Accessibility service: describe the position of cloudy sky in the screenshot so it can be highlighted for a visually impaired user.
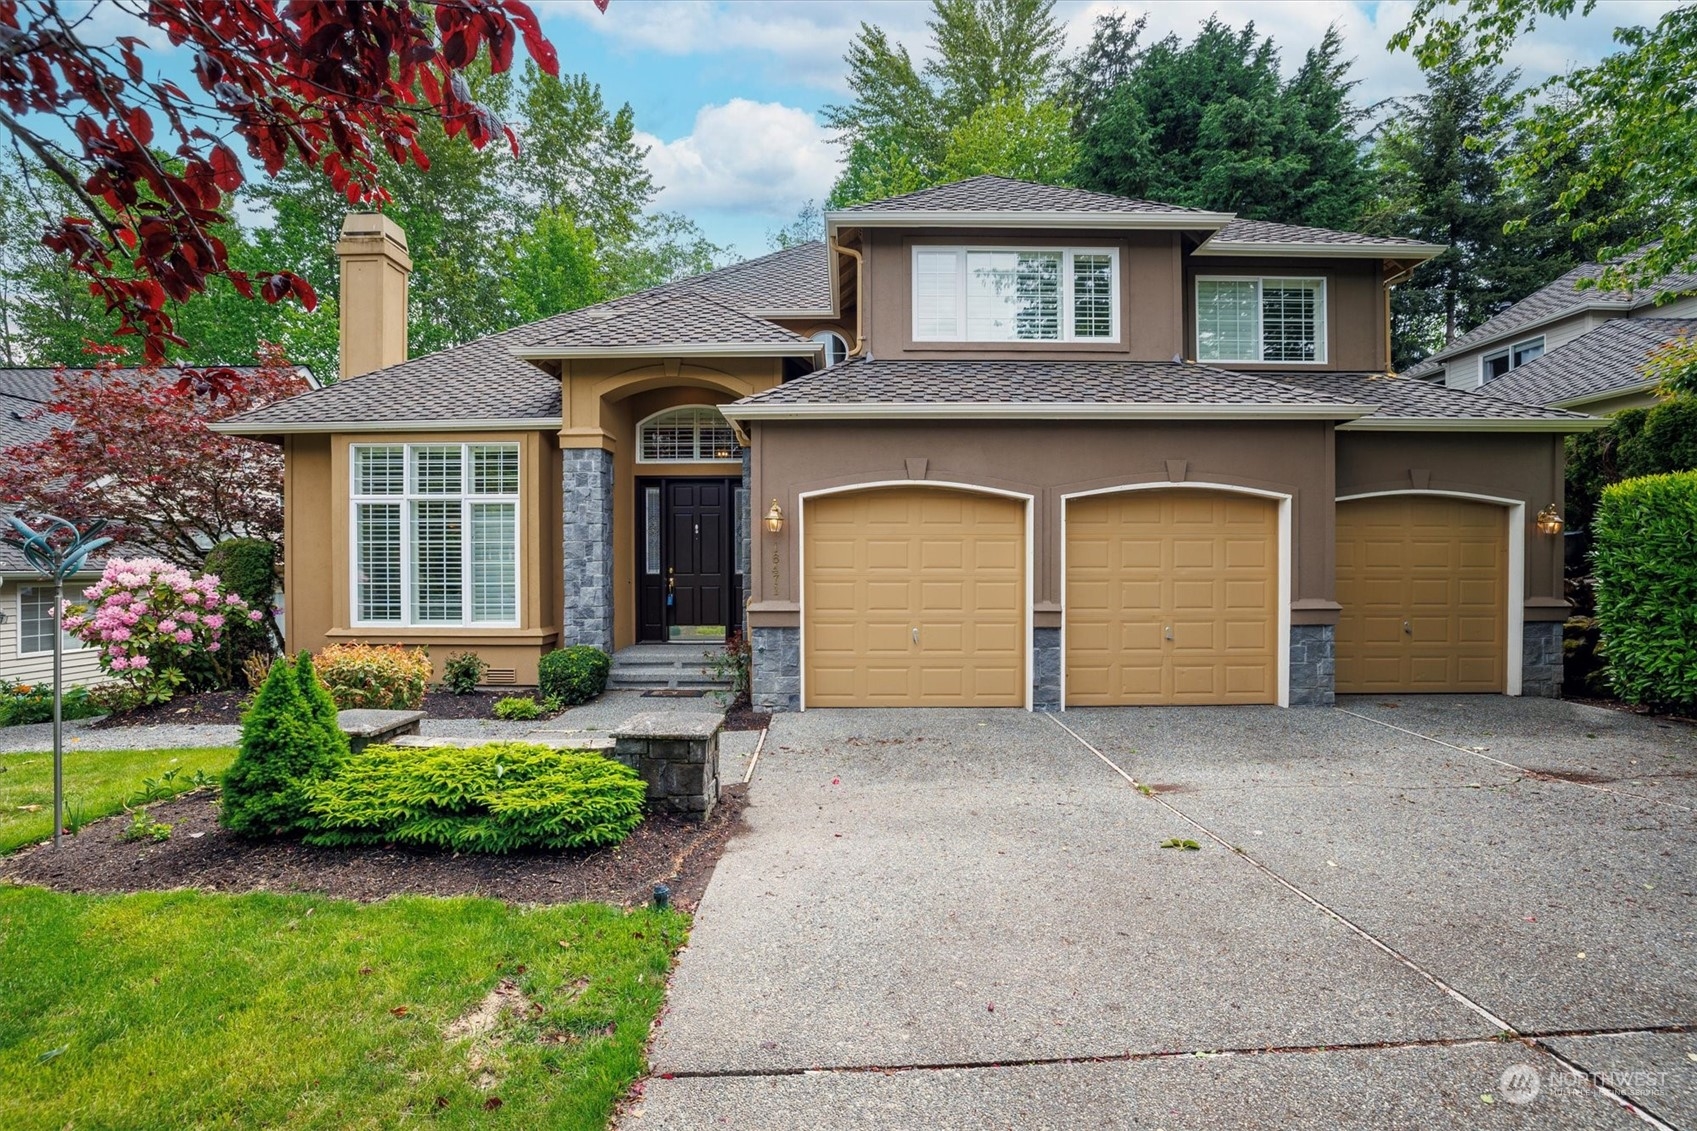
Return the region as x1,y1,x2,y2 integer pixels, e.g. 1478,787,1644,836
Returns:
531,0,1674,257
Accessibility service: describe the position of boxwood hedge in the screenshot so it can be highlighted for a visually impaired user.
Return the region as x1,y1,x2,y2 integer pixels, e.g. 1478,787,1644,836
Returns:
1592,471,1697,711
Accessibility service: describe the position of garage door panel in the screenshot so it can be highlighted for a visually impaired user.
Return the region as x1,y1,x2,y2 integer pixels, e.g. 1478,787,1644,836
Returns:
1067,490,1278,707
1336,496,1505,695
805,488,1025,707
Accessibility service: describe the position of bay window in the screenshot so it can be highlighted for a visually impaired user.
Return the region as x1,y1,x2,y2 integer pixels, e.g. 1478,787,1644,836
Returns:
1196,276,1327,363
912,246,1119,342
351,442,520,627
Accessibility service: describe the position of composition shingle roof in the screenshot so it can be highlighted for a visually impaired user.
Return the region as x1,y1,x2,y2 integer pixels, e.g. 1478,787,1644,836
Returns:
1404,254,1697,379
726,359,1592,428
516,288,814,351
1261,371,1592,423
1206,218,1441,252
1476,318,1697,408
730,358,1348,409
832,175,1219,216
222,242,831,430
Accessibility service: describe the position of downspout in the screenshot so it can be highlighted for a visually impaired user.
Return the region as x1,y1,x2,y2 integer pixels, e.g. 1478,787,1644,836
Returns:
829,235,866,359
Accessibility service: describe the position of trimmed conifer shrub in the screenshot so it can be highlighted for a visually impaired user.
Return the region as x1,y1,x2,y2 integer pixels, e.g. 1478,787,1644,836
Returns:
303,742,645,853
294,650,351,763
1593,471,1697,711
221,655,348,837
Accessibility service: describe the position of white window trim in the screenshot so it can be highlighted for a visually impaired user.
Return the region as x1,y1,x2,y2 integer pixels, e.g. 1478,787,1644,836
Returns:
16,584,87,656
910,245,1122,344
348,442,522,629
634,405,745,465
1479,335,1546,384
1195,275,1329,365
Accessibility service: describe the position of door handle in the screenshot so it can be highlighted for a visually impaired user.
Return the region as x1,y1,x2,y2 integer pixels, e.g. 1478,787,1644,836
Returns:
1164,625,1173,641
912,626,919,644
1403,619,1412,635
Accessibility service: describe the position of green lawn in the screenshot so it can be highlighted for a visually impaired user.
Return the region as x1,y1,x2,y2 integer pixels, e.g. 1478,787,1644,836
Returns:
0,746,236,853
0,888,688,1130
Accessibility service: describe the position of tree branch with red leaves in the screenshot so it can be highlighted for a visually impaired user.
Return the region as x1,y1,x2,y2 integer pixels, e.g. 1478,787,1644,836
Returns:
0,0,587,363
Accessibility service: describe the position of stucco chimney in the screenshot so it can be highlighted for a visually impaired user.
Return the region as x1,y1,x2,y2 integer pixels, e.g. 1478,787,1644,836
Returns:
335,212,411,379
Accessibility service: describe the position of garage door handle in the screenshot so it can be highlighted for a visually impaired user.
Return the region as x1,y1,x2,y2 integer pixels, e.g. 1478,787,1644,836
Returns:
1403,619,1412,635
912,627,919,644
1164,625,1172,641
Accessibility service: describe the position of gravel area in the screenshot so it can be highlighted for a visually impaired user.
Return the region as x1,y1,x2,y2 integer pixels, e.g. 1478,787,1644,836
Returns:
0,716,237,753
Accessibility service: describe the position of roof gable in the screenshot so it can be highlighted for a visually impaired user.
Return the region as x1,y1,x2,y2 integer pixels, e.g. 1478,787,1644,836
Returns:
1477,317,1697,408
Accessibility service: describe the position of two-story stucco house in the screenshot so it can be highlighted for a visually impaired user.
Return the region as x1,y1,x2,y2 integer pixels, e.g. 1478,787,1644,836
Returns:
1405,254,1697,415
218,177,1604,711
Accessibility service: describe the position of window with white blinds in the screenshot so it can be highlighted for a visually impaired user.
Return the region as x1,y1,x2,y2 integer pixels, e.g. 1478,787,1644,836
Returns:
351,442,521,627
17,585,83,655
1196,276,1327,363
912,246,1120,342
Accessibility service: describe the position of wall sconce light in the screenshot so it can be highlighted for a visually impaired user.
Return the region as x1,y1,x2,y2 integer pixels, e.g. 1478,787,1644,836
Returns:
764,499,785,534
1535,503,1564,535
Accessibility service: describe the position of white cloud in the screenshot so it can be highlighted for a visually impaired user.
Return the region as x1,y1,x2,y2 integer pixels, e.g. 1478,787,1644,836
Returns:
636,99,838,216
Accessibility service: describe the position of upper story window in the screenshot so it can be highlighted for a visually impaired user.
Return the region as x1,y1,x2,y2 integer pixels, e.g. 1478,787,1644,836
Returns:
1482,336,1544,381
912,246,1119,343
1196,276,1327,364
812,330,848,368
638,406,743,463
350,442,520,628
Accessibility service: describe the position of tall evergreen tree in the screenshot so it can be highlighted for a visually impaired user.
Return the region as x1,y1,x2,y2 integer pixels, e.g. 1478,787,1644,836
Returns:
1360,60,1534,368
1071,18,1371,229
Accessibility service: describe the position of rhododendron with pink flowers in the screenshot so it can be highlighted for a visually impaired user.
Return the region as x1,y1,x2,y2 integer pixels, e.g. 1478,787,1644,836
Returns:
64,558,263,705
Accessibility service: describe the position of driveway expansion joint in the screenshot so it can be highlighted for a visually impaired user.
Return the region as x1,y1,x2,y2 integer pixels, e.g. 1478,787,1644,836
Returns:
1042,710,1688,1131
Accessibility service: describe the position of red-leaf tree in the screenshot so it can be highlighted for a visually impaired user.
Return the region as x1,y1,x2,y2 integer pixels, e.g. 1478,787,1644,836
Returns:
0,0,585,365
0,343,309,577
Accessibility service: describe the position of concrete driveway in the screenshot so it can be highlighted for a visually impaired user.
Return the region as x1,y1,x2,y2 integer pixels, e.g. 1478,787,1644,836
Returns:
628,698,1696,1130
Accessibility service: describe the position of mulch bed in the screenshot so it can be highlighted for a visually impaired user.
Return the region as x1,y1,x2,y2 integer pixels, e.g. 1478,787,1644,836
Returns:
1,786,747,909
92,689,249,728
723,702,771,732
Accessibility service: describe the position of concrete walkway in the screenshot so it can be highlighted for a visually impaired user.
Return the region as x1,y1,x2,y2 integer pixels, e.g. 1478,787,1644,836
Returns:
630,698,1696,1130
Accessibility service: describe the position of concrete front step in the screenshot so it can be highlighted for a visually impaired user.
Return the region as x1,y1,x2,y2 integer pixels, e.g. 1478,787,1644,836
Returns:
609,645,732,691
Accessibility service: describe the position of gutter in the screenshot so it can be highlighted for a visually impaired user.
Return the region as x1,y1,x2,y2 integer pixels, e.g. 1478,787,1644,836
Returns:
1194,239,1446,260
1339,415,1610,433
826,209,1234,236
212,416,564,436
509,342,822,360
1551,380,1662,411
721,401,1373,423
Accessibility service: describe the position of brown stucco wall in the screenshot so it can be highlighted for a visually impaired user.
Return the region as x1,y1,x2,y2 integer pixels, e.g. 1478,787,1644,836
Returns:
746,419,1339,630
1182,255,1387,372
1334,430,1568,618
282,428,562,685
863,228,1185,361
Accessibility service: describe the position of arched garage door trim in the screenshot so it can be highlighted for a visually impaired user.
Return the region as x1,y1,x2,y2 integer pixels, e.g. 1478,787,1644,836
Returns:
798,481,1035,711
1335,490,1524,696
1060,482,1293,709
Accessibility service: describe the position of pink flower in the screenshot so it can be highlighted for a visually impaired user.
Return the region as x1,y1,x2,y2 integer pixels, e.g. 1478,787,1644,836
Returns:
182,591,200,605
203,614,225,630
130,655,149,669
108,627,131,643
179,610,199,624
247,610,263,622
173,629,193,644
207,642,221,653
158,619,178,634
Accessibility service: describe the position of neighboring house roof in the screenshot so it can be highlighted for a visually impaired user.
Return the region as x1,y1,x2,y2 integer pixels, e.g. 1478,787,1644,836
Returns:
1403,254,1697,379
510,287,819,358
1475,318,1697,409
1199,219,1443,258
827,175,1235,230
219,243,833,434
722,360,1595,431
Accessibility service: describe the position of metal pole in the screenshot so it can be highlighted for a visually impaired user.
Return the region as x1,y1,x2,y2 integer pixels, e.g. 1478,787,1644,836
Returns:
52,579,63,850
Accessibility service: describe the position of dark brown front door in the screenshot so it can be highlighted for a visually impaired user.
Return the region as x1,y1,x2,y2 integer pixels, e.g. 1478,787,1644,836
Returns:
637,478,740,643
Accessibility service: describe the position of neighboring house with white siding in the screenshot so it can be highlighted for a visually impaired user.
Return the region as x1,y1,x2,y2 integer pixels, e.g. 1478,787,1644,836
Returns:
1403,251,1697,413
1,369,101,687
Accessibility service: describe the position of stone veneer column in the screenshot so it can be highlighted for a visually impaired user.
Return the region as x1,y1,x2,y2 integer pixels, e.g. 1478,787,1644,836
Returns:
1287,624,1336,707
1032,627,1061,709
562,448,614,652
751,626,800,710
1521,620,1564,698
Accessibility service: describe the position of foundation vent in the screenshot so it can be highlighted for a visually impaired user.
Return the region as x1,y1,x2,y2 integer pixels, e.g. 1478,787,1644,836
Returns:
483,668,518,686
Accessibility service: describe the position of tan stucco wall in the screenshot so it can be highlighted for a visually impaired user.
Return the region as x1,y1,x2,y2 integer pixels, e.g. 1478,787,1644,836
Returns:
1334,430,1568,619
746,419,1340,630
1182,255,1387,372
863,228,1185,361
282,428,562,685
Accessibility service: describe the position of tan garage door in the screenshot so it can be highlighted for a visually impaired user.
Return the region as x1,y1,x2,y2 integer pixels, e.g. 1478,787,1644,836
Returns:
1335,495,1506,694
1066,490,1279,706
804,487,1024,707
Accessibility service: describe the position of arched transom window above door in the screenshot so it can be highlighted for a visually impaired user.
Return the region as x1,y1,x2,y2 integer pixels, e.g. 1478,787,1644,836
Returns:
637,405,744,463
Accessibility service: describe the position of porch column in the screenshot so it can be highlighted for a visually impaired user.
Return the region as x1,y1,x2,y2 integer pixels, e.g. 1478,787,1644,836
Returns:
563,447,615,652
738,450,752,633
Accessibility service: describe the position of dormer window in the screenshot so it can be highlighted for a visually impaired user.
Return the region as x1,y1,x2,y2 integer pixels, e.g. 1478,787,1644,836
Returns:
1481,336,1543,382
1196,276,1327,364
638,405,743,463
912,246,1119,343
